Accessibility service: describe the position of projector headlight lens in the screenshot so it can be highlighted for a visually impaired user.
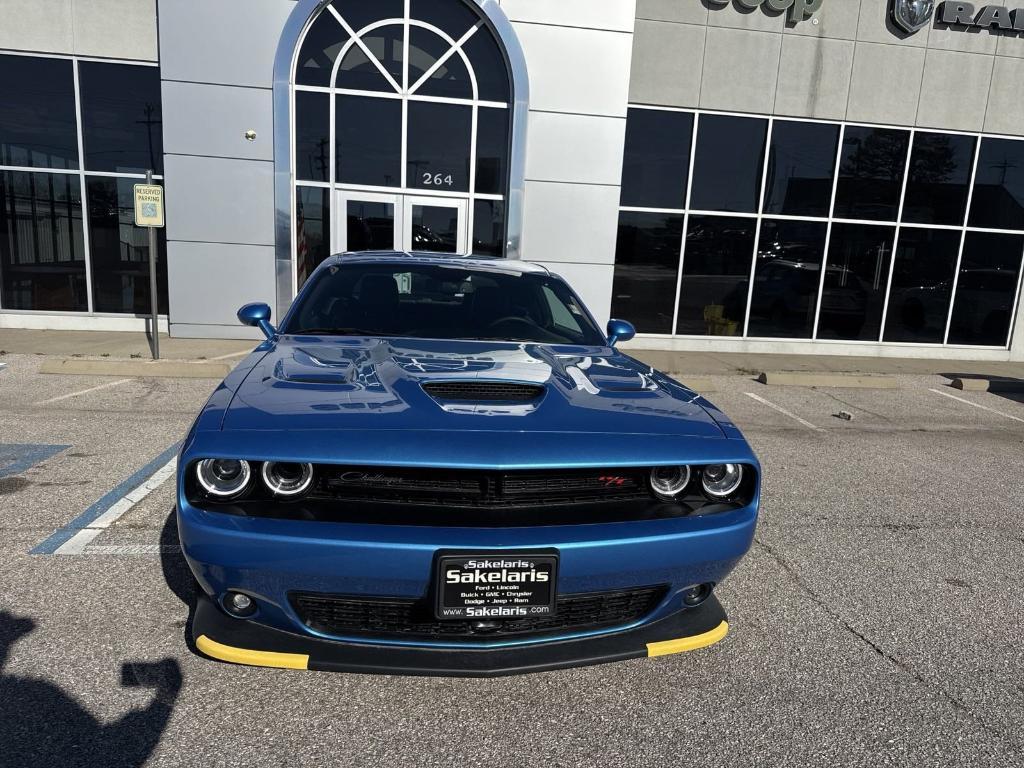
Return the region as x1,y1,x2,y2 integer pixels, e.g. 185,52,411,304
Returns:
701,464,743,498
261,461,314,497
649,465,691,500
196,459,251,497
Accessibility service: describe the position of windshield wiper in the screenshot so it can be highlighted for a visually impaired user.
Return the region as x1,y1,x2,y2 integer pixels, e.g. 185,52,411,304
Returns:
287,327,395,337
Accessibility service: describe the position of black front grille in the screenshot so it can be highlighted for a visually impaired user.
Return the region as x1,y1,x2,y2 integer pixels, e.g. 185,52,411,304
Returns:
290,585,667,641
318,466,649,507
422,381,545,402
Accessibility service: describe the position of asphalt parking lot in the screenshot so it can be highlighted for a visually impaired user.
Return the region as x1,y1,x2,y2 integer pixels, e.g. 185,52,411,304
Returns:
2,351,1023,767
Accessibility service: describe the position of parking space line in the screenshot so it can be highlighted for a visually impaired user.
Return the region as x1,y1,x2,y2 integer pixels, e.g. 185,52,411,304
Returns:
31,442,180,555
81,544,179,556
744,392,825,432
929,388,1024,424
34,378,132,405
209,350,252,361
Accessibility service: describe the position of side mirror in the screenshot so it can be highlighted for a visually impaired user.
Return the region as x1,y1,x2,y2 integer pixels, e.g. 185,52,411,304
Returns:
237,302,276,339
606,319,636,347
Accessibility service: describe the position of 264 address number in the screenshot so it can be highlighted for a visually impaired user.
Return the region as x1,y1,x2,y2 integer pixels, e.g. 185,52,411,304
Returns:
422,172,455,187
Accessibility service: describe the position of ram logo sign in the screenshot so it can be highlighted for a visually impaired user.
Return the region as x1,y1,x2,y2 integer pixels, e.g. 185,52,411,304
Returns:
892,0,936,32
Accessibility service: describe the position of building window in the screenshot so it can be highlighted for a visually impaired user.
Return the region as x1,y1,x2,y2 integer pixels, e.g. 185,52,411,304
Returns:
613,107,1024,348
0,53,165,316
292,0,513,286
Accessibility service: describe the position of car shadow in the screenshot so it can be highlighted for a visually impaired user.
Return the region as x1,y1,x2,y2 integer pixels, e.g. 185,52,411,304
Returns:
159,507,199,654
940,373,1024,406
0,610,182,768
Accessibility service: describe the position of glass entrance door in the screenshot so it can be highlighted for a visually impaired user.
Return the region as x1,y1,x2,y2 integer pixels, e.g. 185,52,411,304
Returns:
335,191,468,254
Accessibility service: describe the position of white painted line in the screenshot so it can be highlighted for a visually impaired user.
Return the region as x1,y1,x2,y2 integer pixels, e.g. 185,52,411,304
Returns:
209,350,251,361
54,457,177,555
929,388,1024,424
82,544,179,556
34,378,132,405
745,392,825,432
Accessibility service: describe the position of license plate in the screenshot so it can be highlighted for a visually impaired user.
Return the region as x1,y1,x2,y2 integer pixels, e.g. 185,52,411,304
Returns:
435,552,558,620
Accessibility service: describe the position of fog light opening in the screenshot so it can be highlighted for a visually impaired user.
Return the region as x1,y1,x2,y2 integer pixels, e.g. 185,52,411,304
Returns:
223,591,257,618
682,583,712,607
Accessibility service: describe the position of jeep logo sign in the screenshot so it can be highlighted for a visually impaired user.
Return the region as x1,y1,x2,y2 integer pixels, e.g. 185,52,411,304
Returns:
706,0,824,24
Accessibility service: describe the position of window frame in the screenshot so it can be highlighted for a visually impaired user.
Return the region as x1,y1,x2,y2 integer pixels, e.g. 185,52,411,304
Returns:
616,105,1024,350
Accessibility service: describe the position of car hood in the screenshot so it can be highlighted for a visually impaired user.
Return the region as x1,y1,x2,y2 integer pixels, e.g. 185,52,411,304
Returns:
219,336,725,440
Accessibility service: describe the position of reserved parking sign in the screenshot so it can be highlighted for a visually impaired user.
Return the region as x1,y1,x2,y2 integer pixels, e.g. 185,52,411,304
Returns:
133,183,164,228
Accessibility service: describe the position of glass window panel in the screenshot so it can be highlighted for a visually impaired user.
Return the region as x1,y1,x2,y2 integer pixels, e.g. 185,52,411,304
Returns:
347,200,394,252
902,133,976,225
833,126,910,221
0,55,78,169
882,227,961,344
295,12,349,86
460,27,509,103
336,41,394,92
611,211,683,334
79,63,163,174
359,24,404,87
336,95,401,187
475,107,509,195
85,177,167,314
817,224,895,342
747,219,828,339
295,91,330,182
330,0,404,33
410,0,481,41
0,171,86,311
677,216,756,335
968,138,1024,230
296,187,331,287
948,232,1024,346
689,115,767,213
620,108,692,209
763,120,839,217
472,199,505,257
407,101,471,192
411,205,459,253
409,28,472,99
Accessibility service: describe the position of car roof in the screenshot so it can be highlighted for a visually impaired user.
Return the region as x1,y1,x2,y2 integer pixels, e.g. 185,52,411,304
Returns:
326,251,551,276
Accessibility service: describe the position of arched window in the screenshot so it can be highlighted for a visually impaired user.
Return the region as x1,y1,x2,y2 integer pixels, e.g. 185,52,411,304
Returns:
292,0,514,286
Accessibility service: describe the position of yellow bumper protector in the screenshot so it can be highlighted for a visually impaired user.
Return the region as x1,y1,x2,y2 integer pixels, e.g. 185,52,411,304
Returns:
196,634,310,670
646,620,729,657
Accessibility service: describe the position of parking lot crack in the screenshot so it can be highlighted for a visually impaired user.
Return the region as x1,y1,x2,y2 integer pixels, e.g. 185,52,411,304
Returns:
754,537,1023,752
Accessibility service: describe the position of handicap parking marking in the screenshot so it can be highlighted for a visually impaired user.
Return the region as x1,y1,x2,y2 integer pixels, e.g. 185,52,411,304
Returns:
31,442,180,556
744,392,825,432
0,443,71,479
33,378,133,406
929,388,1024,424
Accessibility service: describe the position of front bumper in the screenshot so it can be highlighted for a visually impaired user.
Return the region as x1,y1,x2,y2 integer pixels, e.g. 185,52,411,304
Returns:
192,589,729,676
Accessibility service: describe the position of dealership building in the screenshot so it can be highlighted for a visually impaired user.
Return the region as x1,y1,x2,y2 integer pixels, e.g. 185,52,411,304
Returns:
2,0,1024,361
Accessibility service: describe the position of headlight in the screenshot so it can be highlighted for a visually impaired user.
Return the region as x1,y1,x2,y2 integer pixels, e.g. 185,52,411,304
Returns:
649,465,691,500
196,459,251,497
261,461,314,497
701,464,743,498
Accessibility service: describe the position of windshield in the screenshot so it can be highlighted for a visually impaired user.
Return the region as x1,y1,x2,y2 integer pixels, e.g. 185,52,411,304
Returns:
283,262,607,345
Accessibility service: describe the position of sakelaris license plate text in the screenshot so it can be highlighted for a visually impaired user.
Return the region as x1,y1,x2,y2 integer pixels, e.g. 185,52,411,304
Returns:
437,554,557,619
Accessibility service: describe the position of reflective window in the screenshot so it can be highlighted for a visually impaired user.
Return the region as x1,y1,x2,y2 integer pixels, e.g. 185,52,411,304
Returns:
611,212,683,334
689,115,767,213
0,171,86,311
833,126,910,221
410,0,481,40
476,107,509,195
337,33,400,92
86,177,167,314
296,187,331,287
902,133,975,226
79,62,163,174
883,228,961,344
336,95,402,186
407,102,471,192
346,199,394,252
459,26,509,102
676,216,756,336
747,219,828,338
763,121,839,217
409,28,472,99
411,205,459,252
295,12,349,86
0,55,78,169
620,108,692,209
969,138,1024,230
472,199,505,257
295,91,330,182
818,224,895,342
948,233,1024,346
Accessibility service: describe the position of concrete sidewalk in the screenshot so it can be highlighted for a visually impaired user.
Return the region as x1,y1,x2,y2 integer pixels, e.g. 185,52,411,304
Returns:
0,328,254,361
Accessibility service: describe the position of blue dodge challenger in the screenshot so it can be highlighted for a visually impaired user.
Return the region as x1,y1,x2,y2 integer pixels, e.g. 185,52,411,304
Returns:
177,252,759,676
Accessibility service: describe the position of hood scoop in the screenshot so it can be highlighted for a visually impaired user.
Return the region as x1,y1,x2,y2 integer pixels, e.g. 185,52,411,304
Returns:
422,381,546,402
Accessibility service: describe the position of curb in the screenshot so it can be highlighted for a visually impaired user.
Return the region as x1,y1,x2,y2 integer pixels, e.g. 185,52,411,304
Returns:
757,372,900,389
951,377,1024,393
39,359,232,379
